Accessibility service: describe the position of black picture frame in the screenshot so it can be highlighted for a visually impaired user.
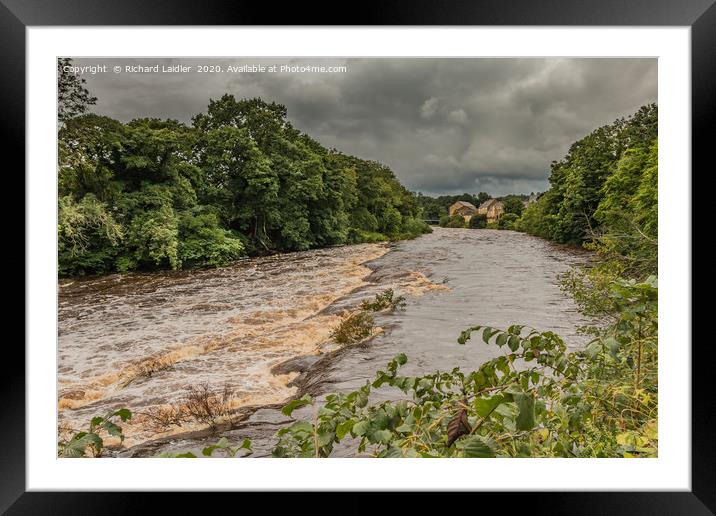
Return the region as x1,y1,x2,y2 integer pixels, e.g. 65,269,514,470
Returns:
3,0,709,513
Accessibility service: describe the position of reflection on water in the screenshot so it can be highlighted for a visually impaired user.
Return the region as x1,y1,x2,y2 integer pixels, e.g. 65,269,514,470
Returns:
58,228,591,455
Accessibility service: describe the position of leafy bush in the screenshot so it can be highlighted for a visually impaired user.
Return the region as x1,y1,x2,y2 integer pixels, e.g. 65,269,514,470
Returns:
58,408,132,457
178,210,245,267
444,215,467,228
360,289,407,313
397,217,433,239
590,141,658,277
123,205,181,269
347,228,388,244
331,311,376,345
501,196,525,217
58,194,123,276
496,212,519,230
468,213,487,229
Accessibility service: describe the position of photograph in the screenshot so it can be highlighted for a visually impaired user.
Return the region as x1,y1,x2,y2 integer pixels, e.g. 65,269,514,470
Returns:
56,56,659,460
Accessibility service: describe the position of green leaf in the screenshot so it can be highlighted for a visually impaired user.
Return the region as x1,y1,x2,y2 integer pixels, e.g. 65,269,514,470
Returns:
508,336,520,352
101,420,124,441
202,437,232,457
496,333,508,347
61,432,103,458
382,447,403,458
585,339,601,359
482,327,498,344
281,394,313,416
352,420,369,437
336,419,355,439
370,429,393,444
462,436,495,457
495,401,519,419
355,390,369,408
372,372,388,388
317,431,334,447
112,408,132,421
457,325,481,344
474,394,505,418
508,325,524,336
288,421,314,434
603,337,620,358
514,392,536,431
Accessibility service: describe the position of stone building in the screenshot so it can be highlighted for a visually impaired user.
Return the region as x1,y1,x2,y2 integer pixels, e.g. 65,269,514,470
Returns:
477,199,505,223
448,201,478,222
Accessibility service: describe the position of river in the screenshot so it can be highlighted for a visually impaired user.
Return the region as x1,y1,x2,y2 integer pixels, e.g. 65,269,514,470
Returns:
57,227,591,457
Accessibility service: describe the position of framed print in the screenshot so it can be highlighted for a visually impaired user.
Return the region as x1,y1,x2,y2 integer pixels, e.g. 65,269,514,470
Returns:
4,0,711,512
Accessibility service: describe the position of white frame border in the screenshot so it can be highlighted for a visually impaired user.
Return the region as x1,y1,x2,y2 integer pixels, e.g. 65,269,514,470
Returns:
27,26,690,491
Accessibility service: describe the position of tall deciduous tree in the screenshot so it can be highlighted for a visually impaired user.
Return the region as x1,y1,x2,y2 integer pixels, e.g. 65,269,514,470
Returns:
57,58,97,123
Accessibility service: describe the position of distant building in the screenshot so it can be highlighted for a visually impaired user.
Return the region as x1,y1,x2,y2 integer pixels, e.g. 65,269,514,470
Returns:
448,201,478,222
523,193,541,209
477,199,504,222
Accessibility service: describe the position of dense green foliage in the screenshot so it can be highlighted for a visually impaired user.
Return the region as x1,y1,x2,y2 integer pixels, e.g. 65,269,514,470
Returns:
468,213,488,229
360,288,407,312
516,104,657,268
495,212,519,230
440,214,467,228
59,91,430,276
501,195,526,217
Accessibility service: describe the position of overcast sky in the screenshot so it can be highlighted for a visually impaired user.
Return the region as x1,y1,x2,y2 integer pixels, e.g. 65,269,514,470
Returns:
69,57,657,197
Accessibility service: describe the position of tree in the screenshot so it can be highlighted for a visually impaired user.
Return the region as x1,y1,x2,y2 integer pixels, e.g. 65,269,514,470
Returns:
445,215,466,228
502,196,525,217
57,58,97,123
468,213,487,229
516,104,657,246
497,212,519,230
58,93,430,276
476,192,491,205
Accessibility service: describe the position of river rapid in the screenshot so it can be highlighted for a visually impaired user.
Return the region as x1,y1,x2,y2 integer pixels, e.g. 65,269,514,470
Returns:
57,227,591,457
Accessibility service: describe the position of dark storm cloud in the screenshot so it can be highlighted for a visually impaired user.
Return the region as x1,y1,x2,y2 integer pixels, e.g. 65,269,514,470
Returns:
69,57,657,196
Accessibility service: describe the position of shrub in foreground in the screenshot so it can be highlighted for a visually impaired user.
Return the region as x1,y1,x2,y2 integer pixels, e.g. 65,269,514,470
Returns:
468,213,487,229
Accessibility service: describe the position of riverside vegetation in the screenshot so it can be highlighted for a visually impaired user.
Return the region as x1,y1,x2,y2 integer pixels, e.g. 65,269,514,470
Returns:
57,59,658,458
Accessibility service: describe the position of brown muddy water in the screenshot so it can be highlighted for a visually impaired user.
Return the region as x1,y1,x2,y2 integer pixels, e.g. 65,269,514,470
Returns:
57,227,591,457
